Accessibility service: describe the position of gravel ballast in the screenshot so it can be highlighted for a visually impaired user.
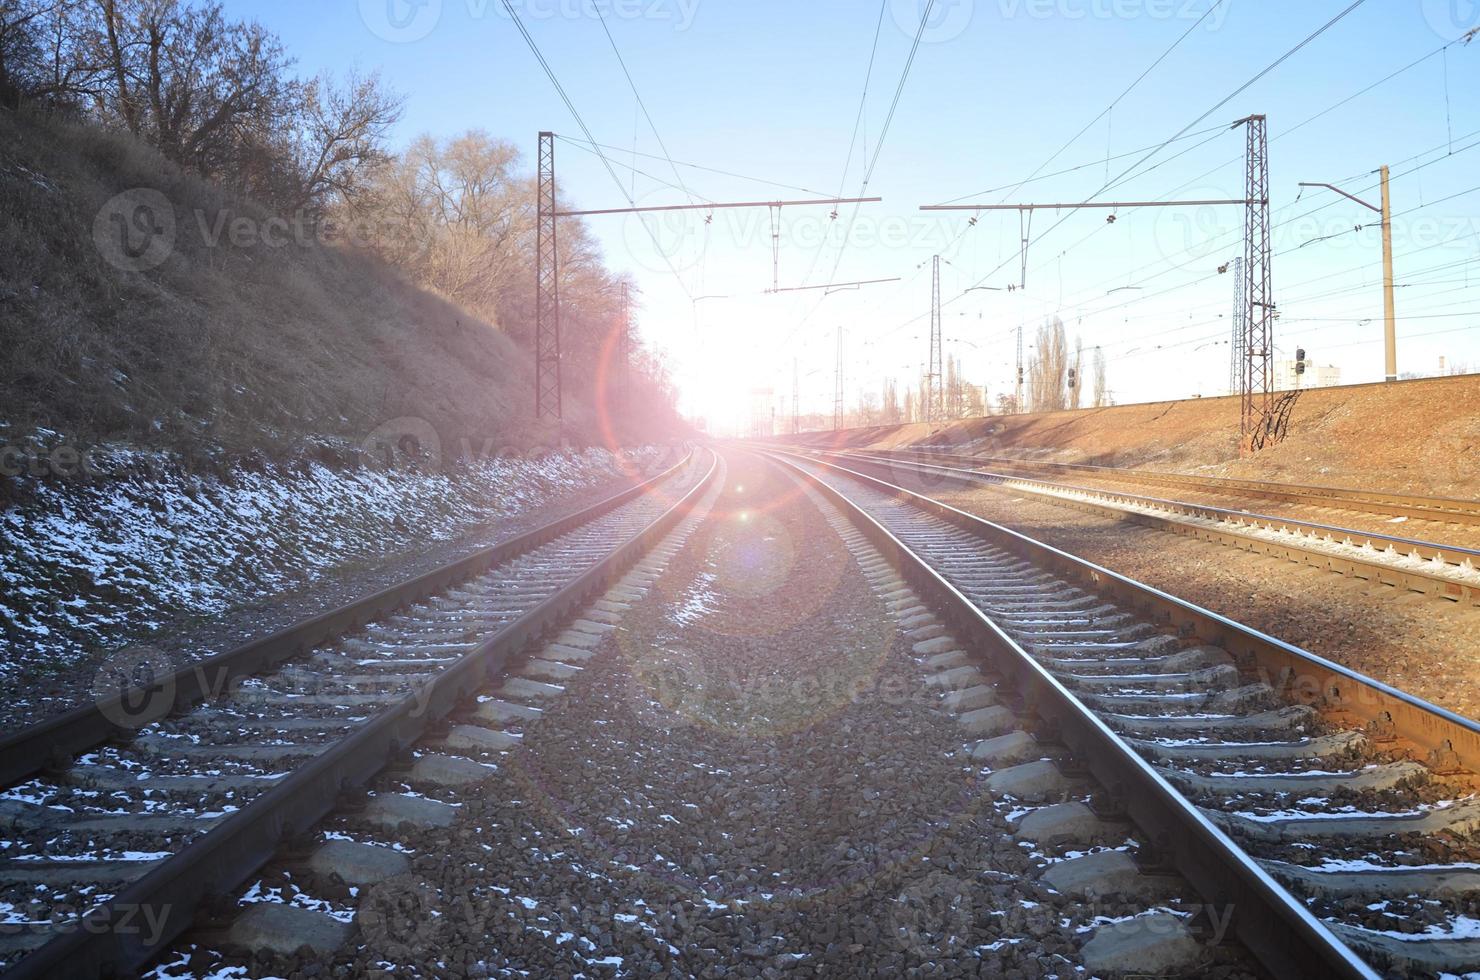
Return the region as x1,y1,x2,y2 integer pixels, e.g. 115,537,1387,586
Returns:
0,448,684,731
154,450,1260,978
903,475,1480,722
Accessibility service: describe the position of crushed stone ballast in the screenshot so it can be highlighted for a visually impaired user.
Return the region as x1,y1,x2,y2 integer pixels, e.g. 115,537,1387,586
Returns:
0,450,719,978
827,448,1480,607
769,448,1480,980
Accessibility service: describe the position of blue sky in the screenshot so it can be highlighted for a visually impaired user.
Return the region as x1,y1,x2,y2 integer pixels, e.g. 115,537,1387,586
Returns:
227,0,1480,429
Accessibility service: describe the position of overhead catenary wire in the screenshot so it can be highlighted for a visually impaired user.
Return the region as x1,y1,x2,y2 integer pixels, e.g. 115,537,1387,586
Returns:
591,4,696,208
867,134,1480,379
553,135,834,197
955,0,1230,208
981,33,1480,314
902,110,1480,364
499,0,695,300
953,0,1371,301
783,0,939,350
788,0,891,298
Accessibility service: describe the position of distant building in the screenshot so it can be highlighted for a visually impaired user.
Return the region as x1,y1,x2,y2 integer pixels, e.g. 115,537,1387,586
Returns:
748,387,775,438
1274,359,1341,391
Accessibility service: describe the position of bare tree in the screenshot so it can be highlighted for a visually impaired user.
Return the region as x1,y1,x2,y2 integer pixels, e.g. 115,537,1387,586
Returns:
881,378,901,425
343,131,531,320
945,354,964,419
1092,346,1108,407
288,69,403,214
1029,318,1069,412
86,1,294,177
0,0,46,107
5,1,396,217
965,381,985,418
1,0,96,109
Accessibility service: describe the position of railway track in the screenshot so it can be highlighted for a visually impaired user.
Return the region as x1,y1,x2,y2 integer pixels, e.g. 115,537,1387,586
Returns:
0,448,719,977
878,446,1480,528
767,448,1480,979
816,448,1480,607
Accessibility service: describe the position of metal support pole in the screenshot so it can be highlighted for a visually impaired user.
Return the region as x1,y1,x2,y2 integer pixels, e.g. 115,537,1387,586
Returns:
792,358,800,435
1239,115,1274,448
1230,256,1246,396
1380,165,1397,382
928,255,943,423
1298,168,1396,384
535,132,562,421
620,282,631,407
834,328,845,432
1015,324,1024,413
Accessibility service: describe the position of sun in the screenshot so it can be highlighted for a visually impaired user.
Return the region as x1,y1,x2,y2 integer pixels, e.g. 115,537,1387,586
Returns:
672,340,778,436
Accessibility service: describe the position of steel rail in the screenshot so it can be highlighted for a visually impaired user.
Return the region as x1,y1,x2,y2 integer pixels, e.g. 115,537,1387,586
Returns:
763,448,1378,980
0,450,696,790
829,449,1480,606
796,449,1480,770
875,446,1480,526
1,450,720,979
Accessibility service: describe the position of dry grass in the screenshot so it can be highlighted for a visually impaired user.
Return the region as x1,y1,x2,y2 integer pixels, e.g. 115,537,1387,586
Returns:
0,109,604,471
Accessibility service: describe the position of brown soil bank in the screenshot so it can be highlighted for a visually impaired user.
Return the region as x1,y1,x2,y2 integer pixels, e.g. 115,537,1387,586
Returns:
788,375,1480,497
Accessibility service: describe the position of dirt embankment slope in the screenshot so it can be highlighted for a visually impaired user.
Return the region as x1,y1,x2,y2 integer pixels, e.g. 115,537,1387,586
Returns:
1,110,680,478
788,376,1480,496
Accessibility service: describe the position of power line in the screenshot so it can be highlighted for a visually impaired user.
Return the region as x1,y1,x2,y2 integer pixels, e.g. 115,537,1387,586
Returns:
835,0,890,203
955,125,1480,350
500,0,694,300
950,0,1370,301
554,135,832,197
559,136,715,202
940,124,1231,204
789,0,890,296
591,4,695,207
963,45,1480,317
981,0,1229,207
783,0,938,348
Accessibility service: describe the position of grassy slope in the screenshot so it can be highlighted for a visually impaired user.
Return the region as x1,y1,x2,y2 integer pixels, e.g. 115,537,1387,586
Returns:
0,109,618,472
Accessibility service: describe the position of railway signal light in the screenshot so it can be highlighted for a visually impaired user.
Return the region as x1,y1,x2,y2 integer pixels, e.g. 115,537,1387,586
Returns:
1295,347,1307,376
1067,367,1077,390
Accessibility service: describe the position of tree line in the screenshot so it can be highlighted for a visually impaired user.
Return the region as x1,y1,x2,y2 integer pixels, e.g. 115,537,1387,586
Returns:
811,321,1110,431
0,0,674,414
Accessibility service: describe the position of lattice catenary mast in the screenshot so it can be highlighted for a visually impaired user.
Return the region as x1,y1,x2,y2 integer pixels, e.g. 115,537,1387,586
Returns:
927,255,944,423
536,133,562,421
833,327,845,432
534,131,881,421
919,114,1276,448
792,358,800,435
1229,255,1245,396
1239,114,1275,448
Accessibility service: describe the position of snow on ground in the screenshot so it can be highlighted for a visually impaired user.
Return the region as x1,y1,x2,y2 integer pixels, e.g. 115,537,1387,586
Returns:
0,447,657,674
